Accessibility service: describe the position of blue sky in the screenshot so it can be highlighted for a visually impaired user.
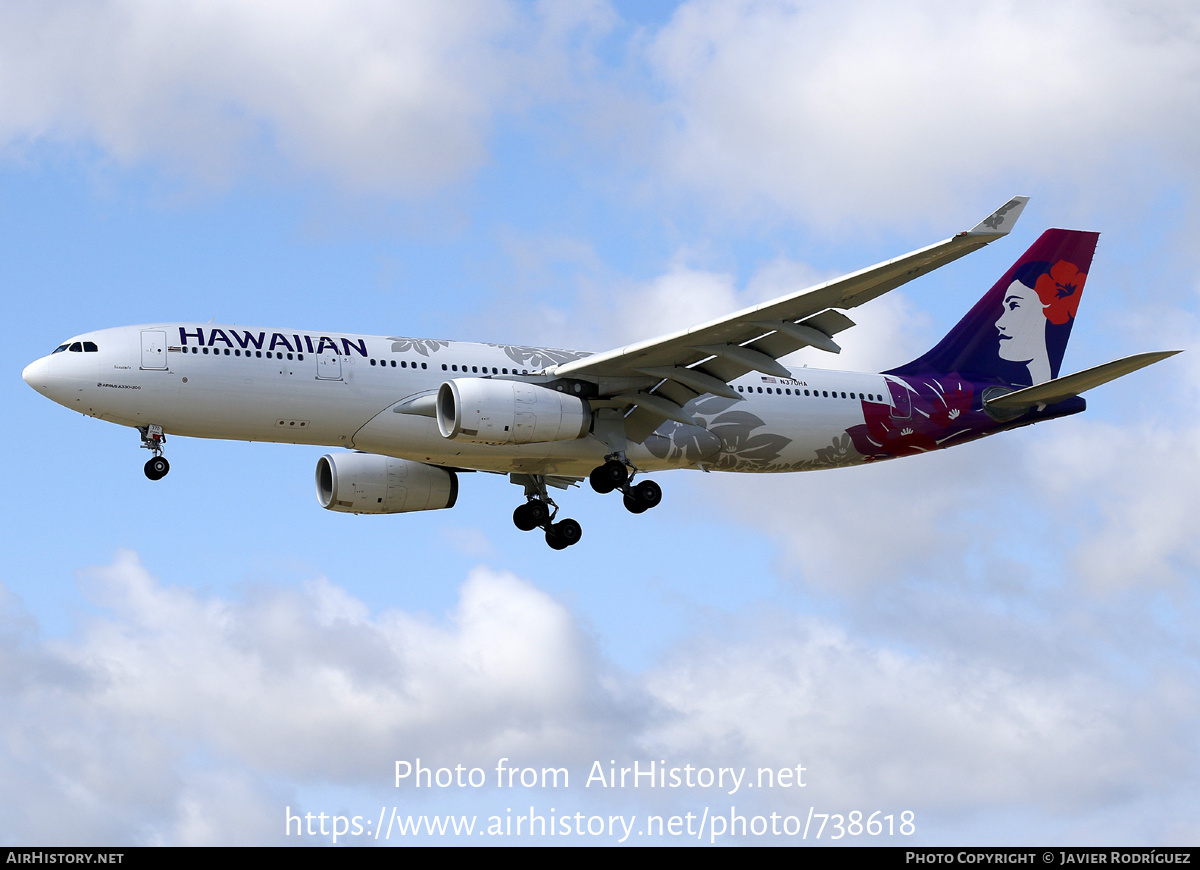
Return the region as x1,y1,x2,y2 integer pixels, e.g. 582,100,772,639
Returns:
3,0,1199,846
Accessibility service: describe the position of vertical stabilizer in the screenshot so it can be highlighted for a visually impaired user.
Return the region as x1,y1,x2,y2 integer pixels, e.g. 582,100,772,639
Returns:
887,229,1098,387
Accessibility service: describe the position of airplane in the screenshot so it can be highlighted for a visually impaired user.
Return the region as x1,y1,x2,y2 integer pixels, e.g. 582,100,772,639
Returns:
22,196,1179,549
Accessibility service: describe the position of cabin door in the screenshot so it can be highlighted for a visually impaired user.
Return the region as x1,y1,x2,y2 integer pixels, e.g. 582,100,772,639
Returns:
140,330,168,370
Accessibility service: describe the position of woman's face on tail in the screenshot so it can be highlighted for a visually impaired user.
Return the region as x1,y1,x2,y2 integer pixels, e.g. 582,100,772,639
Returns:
996,280,1046,363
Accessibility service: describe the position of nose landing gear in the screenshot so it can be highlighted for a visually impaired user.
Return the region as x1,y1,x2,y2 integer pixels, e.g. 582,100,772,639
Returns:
139,425,170,480
144,455,170,481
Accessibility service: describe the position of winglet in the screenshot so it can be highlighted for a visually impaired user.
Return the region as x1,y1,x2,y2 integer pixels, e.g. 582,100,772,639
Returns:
967,196,1029,236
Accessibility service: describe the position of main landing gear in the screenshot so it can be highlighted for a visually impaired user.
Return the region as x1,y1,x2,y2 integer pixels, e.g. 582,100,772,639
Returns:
509,456,662,550
511,475,583,550
589,456,662,515
139,424,170,481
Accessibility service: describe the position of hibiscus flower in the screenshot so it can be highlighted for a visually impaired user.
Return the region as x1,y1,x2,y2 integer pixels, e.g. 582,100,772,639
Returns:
1034,260,1087,325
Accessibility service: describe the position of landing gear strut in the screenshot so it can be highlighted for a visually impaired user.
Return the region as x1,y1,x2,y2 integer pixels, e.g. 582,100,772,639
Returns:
511,474,583,549
590,453,662,515
139,425,170,480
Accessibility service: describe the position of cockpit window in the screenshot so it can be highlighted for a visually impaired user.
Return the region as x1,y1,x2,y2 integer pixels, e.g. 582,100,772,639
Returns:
83,341,98,352
68,342,83,352
52,344,69,354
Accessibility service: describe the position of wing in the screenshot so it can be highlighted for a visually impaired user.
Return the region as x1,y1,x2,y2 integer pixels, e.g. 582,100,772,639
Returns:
549,196,1029,439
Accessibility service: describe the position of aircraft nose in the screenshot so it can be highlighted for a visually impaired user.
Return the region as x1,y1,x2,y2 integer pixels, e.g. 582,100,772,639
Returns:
22,356,50,394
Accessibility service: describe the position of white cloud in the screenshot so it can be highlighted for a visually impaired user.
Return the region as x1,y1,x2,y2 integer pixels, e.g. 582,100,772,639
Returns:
4,0,1199,226
707,438,1021,595
0,553,627,843
619,261,740,341
0,1,537,192
3,543,1199,844
647,0,1200,226
1030,419,1200,591
642,614,1197,821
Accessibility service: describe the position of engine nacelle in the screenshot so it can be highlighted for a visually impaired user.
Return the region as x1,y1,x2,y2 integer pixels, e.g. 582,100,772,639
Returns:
436,378,591,445
315,453,458,514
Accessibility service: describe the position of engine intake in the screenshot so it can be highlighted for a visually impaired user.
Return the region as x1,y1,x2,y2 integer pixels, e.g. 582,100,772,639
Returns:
315,453,458,514
436,378,591,445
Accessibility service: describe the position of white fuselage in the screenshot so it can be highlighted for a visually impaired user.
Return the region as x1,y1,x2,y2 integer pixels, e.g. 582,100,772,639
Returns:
23,323,897,476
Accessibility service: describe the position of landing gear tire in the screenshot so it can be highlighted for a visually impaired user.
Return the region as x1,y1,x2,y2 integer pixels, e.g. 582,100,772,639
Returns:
545,518,582,549
513,499,552,532
513,503,538,531
589,466,615,494
526,500,550,526
623,480,660,514
144,456,170,481
632,479,661,509
590,459,628,493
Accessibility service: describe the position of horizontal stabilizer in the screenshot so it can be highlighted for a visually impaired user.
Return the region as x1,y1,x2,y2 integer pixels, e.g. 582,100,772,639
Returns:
983,351,1181,411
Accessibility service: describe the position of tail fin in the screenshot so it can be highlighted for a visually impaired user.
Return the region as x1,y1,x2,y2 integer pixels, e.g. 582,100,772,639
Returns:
887,229,1099,387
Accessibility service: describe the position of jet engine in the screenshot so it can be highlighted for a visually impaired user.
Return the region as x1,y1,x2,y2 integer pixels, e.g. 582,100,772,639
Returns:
315,453,458,514
436,378,590,445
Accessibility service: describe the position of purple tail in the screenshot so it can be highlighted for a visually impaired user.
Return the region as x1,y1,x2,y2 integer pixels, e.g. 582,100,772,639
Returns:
887,229,1099,387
